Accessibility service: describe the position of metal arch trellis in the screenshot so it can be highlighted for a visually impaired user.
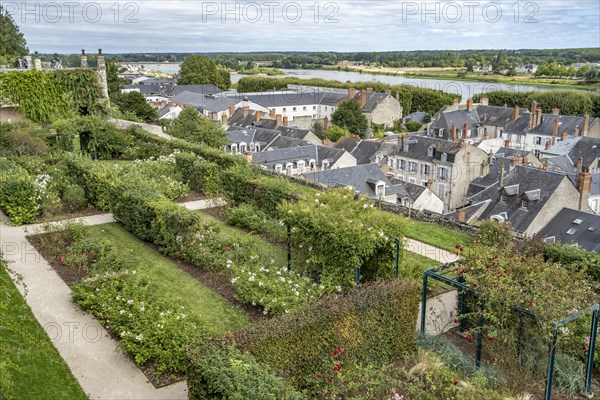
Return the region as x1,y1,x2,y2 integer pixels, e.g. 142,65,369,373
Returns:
420,262,599,400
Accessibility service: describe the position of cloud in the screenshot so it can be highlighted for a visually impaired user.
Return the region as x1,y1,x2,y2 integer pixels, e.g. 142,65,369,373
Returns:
6,0,599,52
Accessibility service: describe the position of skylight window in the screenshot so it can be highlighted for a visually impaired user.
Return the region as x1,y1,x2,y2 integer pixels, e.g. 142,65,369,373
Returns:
566,228,577,235
573,219,583,225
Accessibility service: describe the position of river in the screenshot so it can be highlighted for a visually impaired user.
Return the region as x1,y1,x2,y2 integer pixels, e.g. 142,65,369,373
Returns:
135,63,565,102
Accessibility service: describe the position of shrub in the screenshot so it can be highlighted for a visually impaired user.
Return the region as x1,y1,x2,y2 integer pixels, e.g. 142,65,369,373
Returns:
0,159,39,225
543,243,600,282
0,122,49,157
187,342,304,400
231,279,420,393
225,204,287,242
60,183,87,211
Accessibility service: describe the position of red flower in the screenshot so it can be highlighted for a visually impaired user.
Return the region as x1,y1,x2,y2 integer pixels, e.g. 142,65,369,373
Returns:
453,380,459,385
317,374,322,379
332,346,343,356
465,335,471,341
333,364,341,372
327,377,332,383
453,318,459,324
455,244,461,249
59,256,65,263
226,246,231,251
488,336,495,342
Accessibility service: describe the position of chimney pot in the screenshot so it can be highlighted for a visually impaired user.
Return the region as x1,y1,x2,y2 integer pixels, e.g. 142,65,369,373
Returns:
323,116,329,131
452,124,458,142
255,111,262,122
456,207,466,223
583,114,590,136
270,108,276,119
504,139,511,148
513,106,520,121
283,116,289,128
276,114,282,128
561,131,568,140
577,156,583,172
466,98,474,111
348,87,356,100
221,113,227,125
229,105,235,117
359,89,367,108
577,167,592,211
574,127,580,136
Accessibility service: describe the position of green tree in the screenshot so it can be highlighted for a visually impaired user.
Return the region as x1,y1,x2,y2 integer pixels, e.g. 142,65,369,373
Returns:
312,120,325,139
325,125,351,142
106,61,128,102
178,55,230,90
405,121,422,132
0,5,28,58
331,100,368,138
167,107,227,148
115,91,158,123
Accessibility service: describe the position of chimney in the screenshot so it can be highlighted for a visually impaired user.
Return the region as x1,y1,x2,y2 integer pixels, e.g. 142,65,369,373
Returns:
504,139,511,148
574,127,580,136
463,123,469,138
577,156,583,172
229,105,235,117
552,107,560,115
348,87,356,100
270,108,276,119
276,114,282,128
458,139,467,150
545,141,552,150
499,161,505,188
398,133,407,149
466,98,473,111
561,131,568,140
255,111,262,122
322,138,332,146
480,97,489,106
528,112,535,130
323,116,329,131
531,100,538,114
453,98,459,106
243,106,249,118
513,105,520,121
583,114,590,136
536,107,543,127
456,207,466,223
576,167,592,211
552,118,559,145
221,113,228,125
283,116,289,128
452,124,458,142
359,89,367,108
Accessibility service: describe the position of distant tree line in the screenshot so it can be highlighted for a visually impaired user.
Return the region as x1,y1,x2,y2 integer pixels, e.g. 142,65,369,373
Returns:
473,90,600,118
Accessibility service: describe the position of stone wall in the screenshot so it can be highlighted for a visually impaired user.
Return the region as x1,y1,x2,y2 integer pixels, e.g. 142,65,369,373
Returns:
0,106,27,123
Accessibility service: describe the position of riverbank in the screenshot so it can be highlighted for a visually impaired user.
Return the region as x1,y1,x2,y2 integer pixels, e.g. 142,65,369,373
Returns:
322,65,600,91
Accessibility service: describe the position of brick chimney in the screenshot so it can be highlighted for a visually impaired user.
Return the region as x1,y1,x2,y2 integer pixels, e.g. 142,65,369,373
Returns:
499,161,505,188
348,87,356,100
456,207,466,223
463,123,469,138
221,113,228,125
574,127,580,136
452,124,458,142
466,98,473,111
528,112,535,130
255,111,262,122
552,118,559,145
561,131,568,140
270,108,276,119
545,141,552,150
458,139,467,150
283,116,289,128
583,114,590,136
531,100,538,115
243,106,249,118
576,156,583,172
276,114,282,128
504,139,511,148
552,107,560,115
536,107,543,127
359,89,367,108
398,133,407,149
513,105,520,121
229,105,235,117
323,116,329,131
576,167,592,211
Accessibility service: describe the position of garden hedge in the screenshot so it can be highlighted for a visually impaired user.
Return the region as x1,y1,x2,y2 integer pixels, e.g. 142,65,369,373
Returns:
187,341,304,400
229,279,421,393
0,158,39,225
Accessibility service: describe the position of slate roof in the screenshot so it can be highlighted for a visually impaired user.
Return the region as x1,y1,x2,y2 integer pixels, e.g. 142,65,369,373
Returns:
332,137,361,153
476,105,528,127
546,155,577,174
429,109,481,139
392,136,462,164
567,137,600,168
528,114,592,137
467,156,511,197
124,84,164,95
302,164,390,198
537,208,600,252
252,145,348,169
467,166,572,235
164,84,221,97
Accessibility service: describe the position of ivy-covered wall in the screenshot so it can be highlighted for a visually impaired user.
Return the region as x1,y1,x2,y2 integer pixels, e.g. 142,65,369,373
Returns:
0,70,104,123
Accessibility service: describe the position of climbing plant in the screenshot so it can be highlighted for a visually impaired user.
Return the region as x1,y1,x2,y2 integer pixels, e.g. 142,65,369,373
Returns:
0,70,103,123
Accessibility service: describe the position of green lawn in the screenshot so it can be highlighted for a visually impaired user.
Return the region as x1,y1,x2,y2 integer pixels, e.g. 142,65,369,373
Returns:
403,251,440,275
0,264,88,400
404,219,473,252
197,211,289,266
85,224,249,334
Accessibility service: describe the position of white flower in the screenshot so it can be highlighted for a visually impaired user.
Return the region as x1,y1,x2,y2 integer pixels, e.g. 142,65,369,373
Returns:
248,276,255,282
140,306,145,312
319,285,325,290
135,334,143,341
279,277,286,282
263,310,268,315
127,299,134,305
231,277,239,284
120,331,126,337
315,199,320,204
336,286,342,292
258,281,264,287
252,302,256,306
306,259,310,264
316,193,321,197
120,310,125,315
363,204,368,209
181,314,186,319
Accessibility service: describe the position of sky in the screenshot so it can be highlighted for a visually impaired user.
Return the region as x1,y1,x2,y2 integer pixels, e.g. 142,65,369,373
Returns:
3,0,600,53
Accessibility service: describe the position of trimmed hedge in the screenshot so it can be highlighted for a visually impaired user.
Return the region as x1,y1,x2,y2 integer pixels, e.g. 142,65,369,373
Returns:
544,243,600,282
229,279,420,393
187,342,304,400
0,158,39,225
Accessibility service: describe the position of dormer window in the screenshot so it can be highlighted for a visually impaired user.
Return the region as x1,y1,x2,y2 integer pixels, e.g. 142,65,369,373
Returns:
274,164,283,174
309,159,316,170
254,143,261,152
376,155,383,165
286,163,293,175
375,182,385,198
441,153,447,162
500,194,507,204
428,146,435,157
231,144,238,154
403,143,409,152
297,160,305,171
323,160,330,170
521,199,529,210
